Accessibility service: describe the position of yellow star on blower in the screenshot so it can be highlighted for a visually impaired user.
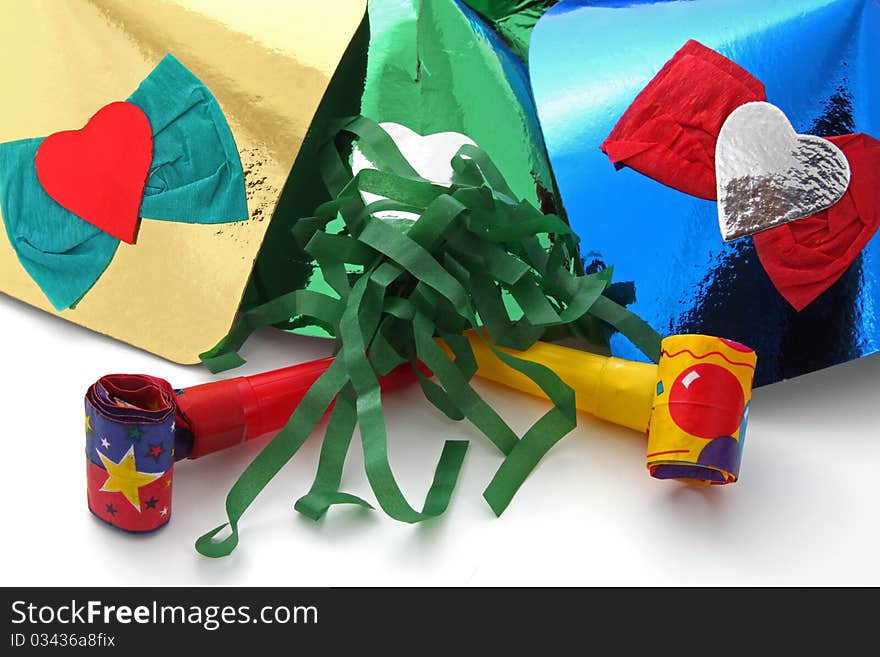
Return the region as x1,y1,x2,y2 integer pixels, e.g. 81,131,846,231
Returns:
97,446,161,511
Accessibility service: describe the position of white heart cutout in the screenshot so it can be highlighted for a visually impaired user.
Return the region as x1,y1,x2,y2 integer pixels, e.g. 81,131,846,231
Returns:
351,122,475,221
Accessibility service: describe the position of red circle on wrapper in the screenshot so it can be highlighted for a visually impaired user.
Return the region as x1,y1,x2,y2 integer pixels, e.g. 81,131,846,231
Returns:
720,338,753,353
668,363,745,438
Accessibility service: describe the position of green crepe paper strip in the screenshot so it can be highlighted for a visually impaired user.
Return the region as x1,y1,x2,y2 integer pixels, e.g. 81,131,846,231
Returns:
195,356,350,558
0,54,248,311
196,116,661,557
294,386,373,520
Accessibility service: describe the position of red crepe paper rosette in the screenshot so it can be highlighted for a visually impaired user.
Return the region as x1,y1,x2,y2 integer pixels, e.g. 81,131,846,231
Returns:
753,134,880,311
601,40,765,200
602,40,880,311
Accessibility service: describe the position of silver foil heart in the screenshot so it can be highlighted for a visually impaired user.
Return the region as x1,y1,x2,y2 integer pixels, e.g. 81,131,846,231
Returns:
715,101,851,241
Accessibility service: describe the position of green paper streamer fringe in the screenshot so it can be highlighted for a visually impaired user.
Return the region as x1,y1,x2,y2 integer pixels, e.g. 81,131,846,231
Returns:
197,116,661,557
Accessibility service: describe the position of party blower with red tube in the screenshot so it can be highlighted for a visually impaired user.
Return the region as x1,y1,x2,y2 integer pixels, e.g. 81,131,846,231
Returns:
84,359,420,532
84,333,756,533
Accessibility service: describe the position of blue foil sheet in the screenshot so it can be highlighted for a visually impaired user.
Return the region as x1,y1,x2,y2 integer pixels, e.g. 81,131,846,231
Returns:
530,0,880,385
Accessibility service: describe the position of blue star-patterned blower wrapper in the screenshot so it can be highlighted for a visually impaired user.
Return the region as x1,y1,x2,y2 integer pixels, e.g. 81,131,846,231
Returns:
529,0,880,385
85,375,182,532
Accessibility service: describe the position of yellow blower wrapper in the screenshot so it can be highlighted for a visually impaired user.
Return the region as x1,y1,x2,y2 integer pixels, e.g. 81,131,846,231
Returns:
647,335,756,484
466,333,756,485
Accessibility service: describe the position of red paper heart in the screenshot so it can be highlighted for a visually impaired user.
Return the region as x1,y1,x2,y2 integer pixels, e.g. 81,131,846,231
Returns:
35,101,153,244
753,134,880,311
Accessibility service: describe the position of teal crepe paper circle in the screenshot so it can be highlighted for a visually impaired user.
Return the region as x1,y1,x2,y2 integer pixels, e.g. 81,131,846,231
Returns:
130,54,249,224
0,138,120,310
0,54,248,310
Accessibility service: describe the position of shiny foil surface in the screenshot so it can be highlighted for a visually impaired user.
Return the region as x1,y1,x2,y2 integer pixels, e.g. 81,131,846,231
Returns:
0,0,367,363
361,0,553,212
716,102,851,242
531,0,880,385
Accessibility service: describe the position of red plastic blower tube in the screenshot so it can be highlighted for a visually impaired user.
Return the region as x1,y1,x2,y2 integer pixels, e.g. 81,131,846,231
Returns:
176,359,421,458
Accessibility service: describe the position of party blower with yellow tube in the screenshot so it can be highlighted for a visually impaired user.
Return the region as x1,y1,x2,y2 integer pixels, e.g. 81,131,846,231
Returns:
468,332,757,485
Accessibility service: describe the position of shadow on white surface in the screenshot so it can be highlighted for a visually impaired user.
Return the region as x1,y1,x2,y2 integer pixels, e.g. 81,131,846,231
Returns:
1,291,878,585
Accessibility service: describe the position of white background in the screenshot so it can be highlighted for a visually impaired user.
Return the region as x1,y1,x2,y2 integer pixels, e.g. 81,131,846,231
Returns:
1,292,878,586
